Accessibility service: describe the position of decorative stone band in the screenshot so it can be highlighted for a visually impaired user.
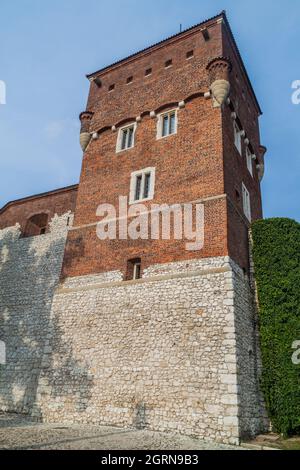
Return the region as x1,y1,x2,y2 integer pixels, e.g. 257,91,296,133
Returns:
56,265,232,295
206,57,232,107
79,111,94,152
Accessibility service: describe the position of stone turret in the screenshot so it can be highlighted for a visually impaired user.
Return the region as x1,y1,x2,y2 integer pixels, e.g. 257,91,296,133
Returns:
206,57,232,107
79,111,94,152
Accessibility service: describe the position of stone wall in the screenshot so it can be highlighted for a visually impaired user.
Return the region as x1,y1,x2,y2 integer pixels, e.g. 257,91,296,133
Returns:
0,212,72,413
33,256,266,445
0,223,267,444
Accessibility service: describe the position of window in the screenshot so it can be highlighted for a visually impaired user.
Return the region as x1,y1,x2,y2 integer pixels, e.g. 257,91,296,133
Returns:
126,258,142,280
234,121,242,154
165,59,172,68
129,167,155,204
145,68,152,76
157,110,177,139
246,147,253,176
186,50,194,59
23,213,48,238
108,84,115,92
242,183,251,222
117,123,136,152
126,76,133,84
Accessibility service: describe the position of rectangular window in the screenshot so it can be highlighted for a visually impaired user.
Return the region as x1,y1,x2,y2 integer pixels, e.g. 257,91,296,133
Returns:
126,258,142,281
117,123,136,152
158,110,177,139
165,59,172,68
234,121,242,154
246,147,253,176
129,167,155,204
242,183,251,222
143,173,151,199
133,261,141,280
135,174,142,201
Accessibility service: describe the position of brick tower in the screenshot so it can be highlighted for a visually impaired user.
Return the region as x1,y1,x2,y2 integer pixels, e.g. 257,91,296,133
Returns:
0,11,268,445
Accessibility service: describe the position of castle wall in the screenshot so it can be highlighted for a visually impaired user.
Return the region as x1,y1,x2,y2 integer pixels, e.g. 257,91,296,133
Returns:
31,256,266,445
0,212,72,413
0,185,77,232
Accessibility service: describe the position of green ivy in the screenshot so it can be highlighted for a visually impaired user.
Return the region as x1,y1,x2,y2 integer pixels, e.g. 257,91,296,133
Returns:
251,218,300,436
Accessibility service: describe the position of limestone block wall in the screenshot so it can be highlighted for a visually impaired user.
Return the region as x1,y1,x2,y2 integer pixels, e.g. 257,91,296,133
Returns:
34,256,266,445
0,212,72,413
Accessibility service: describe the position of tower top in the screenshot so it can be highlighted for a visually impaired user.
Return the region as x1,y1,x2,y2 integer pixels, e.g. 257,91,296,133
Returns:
86,11,262,115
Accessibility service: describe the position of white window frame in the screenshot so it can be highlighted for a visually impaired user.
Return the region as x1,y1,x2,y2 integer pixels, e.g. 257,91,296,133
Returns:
157,109,178,140
234,120,242,155
133,260,141,280
116,122,137,153
129,167,156,204
242,182,251,222
246,146,253,176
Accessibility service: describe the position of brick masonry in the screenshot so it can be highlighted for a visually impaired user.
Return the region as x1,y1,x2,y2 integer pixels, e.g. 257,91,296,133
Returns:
0,12,269,445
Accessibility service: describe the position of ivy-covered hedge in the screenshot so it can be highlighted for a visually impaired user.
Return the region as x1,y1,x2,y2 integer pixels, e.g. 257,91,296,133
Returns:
251,218,300,436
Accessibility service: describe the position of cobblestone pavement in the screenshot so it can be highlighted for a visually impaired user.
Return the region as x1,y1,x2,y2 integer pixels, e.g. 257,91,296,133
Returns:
0,414,241,450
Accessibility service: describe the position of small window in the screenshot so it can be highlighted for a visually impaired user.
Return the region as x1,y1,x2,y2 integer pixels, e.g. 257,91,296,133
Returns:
145,68,152,76
157,110,177,139
117,123,136,152
129,167,155,204
165,59,172,68
234,121,242,155
246,147,253,176
242,183,251,222
108,84,115,92
186,50,194,59
127,76,133,84
126,258,142,281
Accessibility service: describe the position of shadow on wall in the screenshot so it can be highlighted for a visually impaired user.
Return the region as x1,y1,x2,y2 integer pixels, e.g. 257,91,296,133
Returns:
0,219,93,420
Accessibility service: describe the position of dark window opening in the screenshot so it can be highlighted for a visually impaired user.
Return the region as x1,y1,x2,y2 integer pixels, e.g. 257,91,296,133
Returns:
120,126,134,150
127,76,133,84
143,173,151,199
145,68,152,76
108,84,115,91
165,59,172,68
186,50,194,59
126,258,142,281
162,111,176,137
135,175,143,201
23,213,49,238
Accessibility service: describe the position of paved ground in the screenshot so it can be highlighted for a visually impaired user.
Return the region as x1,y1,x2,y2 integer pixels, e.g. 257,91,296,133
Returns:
0,413,240,450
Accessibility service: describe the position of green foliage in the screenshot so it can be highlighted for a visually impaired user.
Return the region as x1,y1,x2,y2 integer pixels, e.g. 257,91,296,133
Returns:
251,218,300,436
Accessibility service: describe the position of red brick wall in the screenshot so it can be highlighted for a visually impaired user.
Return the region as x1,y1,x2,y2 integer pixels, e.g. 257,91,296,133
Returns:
221,23,264,267
0,186,78,234
61,15,265,279
62,19,231,278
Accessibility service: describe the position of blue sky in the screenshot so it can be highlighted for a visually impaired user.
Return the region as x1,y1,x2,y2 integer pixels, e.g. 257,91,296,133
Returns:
0,0,299,221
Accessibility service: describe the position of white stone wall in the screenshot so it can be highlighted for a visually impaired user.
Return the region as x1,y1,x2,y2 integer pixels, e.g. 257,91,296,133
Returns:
0,223,267,445
0,212,72,414
33,256,266,445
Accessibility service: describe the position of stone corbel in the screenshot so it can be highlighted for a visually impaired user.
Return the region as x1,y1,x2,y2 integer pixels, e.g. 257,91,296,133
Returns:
79,111,94,152
206,57,232,108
